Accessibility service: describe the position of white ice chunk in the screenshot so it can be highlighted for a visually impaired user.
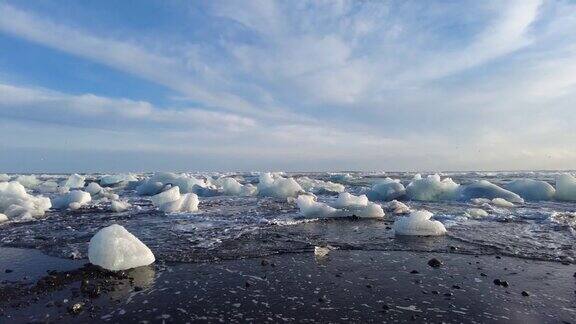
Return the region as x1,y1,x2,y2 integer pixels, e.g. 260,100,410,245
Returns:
85,182,103,195
214,177,257,196
458,180,523,203
15,175,40,189
383,200,411,214
111,200,131,212
505,179,555,201
393,210,447,236
333,192,368,208
329,173,354,183
52,190,91,210
296,195,338,217
100,174,138,186
406,174,459,201
0,213,7,223
257,173,303,199
491,198,515,208
466,208,489,218
88,224,155,271
150,186,199,213
367,178,406,201
63,174,85,189
555,174,576,202
296,177,345,194
0,174,9,182
0,181,51,219
136,181,165,196
137,172,208,196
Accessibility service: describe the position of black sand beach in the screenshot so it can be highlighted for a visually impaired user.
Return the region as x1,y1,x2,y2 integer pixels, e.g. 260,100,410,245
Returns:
1,247,575,323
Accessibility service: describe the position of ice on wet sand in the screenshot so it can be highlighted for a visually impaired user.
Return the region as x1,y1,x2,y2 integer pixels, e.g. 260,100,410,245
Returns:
52,190,91,210
257,173,303,199
150,186,199,213
296,195,338,217
88,224,155,271
393,210,447,236
0,181,51,219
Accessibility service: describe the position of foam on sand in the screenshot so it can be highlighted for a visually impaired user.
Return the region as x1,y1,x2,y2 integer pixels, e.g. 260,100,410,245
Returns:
406,174,459,201
393,210,447,236
0,181,51,219
150,186,199,213
257,173,304,199
555,174,576,202
88,224,155,271
505,179,555,201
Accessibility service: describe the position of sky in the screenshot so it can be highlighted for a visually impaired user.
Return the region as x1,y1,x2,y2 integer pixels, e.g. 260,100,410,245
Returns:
0,0,575,173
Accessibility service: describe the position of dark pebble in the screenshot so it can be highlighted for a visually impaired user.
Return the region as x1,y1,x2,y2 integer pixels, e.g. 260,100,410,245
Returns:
494,279,502,286
134,286,143,292
573,272,576,278
4,269,13,273
410,270,419,274
501,281,509,287
480,273,487,277
444,292,453,297
366,284,372,288
260,259,269,266
427,258,442,268
495,256,501,259
431,290,439,295
521,291,530,297
67,303,84,315
245,281,251,288
452,285,461,289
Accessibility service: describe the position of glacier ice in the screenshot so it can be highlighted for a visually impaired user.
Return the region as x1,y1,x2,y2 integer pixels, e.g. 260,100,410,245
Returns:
329,173,354,183
555,174,576,202
63,174,85,189
150,186,199,213
0,181,51,219
458,180,524,203
111,200,131,212
88,224,155,271
136,172,209,196
52,190,92,210
296,195,338,217
366,178,406,201
505,179,555,201
393,210,447,236
257,173,304,199
406,174,459,201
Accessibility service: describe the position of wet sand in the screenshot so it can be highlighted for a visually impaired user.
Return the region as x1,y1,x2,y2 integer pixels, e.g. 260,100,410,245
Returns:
1,247,575,323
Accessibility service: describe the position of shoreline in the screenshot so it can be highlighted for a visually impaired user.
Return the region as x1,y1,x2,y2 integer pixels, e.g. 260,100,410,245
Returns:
1,247,575,323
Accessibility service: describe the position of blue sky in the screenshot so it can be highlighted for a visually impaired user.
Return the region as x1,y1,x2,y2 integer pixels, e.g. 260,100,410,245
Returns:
0,0,575,172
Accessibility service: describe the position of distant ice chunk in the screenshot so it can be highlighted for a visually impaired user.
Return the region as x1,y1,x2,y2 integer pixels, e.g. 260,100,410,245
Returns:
37,181,64,194
555,174,576,202
393,210,447,236
214,177,257,196
136,181,164,196
383,200,410,214
333,192,368,208
150,186,199,213
63,174,85,189
257,173,304,199
52,190,91,210
465,208,489,218
100,174,138,186
85,182,103,195
296,177,345,194
329,173,354,183
491,198,515,208
0,181,51,219
111,200,131,212
367,178,406,201
137,172,209,196
0,174,9,182
88,224,155,271
406,174,459,201
0,213,7,223
15,175,40,189
296,195,338,217
505,179,555,201
458,180,523,203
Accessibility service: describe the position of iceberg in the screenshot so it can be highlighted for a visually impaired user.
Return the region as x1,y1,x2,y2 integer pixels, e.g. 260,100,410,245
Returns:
296,192,384,218
393,210,447,236
63,174,85,189
332,192,368,208
85,182,103,195
257,173,304,199
406,174,459,201
366,178,406,201
505,179,555,201
329,173,354,183
88,224,155,271
150,186,199,213
52,190,92,210
555,174,576,202
458,180,523,203
0,181,51,219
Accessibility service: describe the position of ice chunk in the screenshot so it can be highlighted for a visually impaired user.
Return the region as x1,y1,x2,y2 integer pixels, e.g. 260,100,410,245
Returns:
296,195,338,217
329,173,354,183
37,181,64,194
214,177,257,196
555,174,576,202
458,180,523,203
85,182,103,195
0,181,51,219
314,245,335,258
52,190,91,210
351,202,385,218
333,192,368,208
406,174,459,201
466,208,489,218
505,179,555,201
0,213,7,223
0,174,9,182
88,224,155,271
150,186,199,213
393,210,447,236
491,198,514,207
366,178,406,201
296,177,345,194
136,181,165,196
257,173,303,199
137,172,209,196
100,174,138,186
63,174,85,189
111,200,131,212
383,200,410,214
15,175,40,189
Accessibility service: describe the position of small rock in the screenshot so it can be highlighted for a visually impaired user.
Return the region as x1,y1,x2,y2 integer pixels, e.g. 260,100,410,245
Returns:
245,281,251,288
260,259,269,266
366,284,372,288
500,281,509,287
494,279,502,286
67,303,83,315
521,291,530,297
480,273,487,277
134,286,143,292
4,269,13,273
573,272,576,278
495,256,501,259
427,258,442,268
452,285,461,289
410,270,419,274
431,290,439,295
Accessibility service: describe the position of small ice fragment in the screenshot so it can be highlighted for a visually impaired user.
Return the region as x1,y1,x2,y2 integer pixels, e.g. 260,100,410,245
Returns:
111,200,131,212
63,174,85,189
297,195,337,217
393,210,447,236
0,213,8,223
491,198,514,208
85,182,103,195
88,224,155,271
52,190,91,210
383,200,410,214
314,245,334,257
257,173,303,199
465,208,488,218
366,178,406,201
